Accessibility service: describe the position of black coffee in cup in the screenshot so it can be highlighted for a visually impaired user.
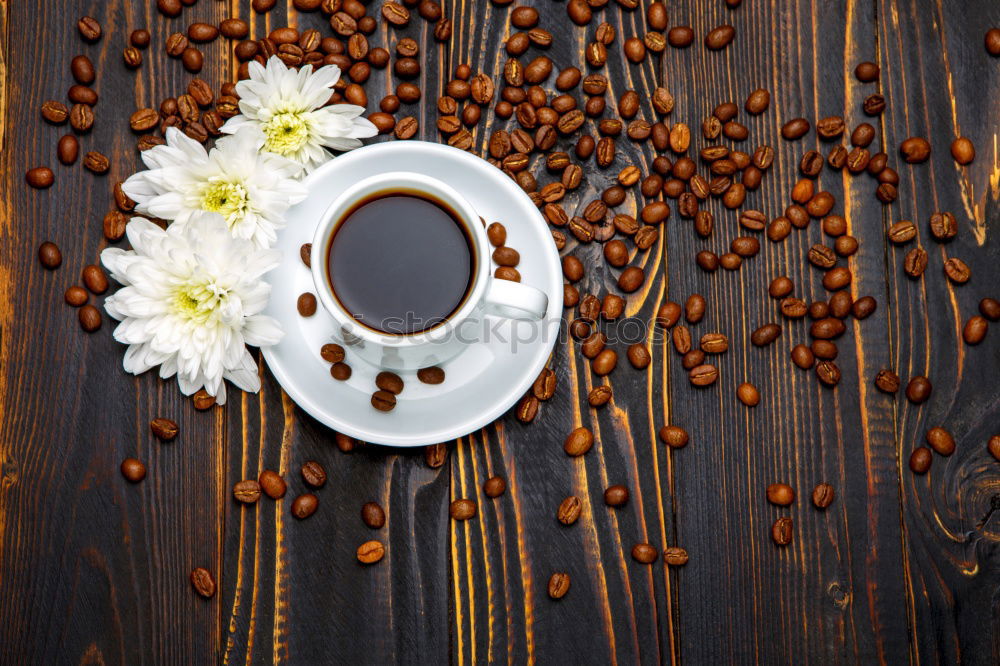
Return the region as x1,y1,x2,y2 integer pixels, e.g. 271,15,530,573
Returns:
326,191,475,335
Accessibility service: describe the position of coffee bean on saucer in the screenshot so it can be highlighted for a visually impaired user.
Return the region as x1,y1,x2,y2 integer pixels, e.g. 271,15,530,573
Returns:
190,567,216,598
484,476,506,498
301,461,327,487
291,493,318,518
548,572,570,599
450,498,476,520
299,243,312,267
357,540,385,564
151,417,179,441
121,457,146,482
233,479,262,503
371,390,397,412
487,222,507,247
376,371,404,394
297,292,317,316
418,366,445,384
331,362,352,380
321,343,345,363
258,470,287,499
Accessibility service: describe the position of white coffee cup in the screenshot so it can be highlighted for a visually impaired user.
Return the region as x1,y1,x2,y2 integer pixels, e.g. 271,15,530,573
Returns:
310,171,549,370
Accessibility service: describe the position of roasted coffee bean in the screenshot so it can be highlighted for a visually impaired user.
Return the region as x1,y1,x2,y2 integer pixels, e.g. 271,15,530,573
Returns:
769,277,794,299
876,182,898,204
738,210,767,232
190,567,216,598
632,543,658,564
579,296,601,324
602,294,625,320
790,344,815,370
989,435,1000,462
64,286,88,307
835,236,859,257
929,212,957,241
851,296,877,320
557,495,583,525
301,461,327,488
79,305,102,332
862,93,886,115
771,517,793,546
70,55,95,85
121,457,146,483
875,369,900,393
904,247,928,278
82,264,108,294
900,137,931,163
395,116,418,139
588,385,613,407
658,425,689,449
705,24,735,49
909,448,932,474
781,298,808,319
700,333,728,354
781,118,810,140
371,390,397,412
257,470,286,499
925,427,955,456
943,257,970,284
291,493,319,518
41,100,69,125
662,547,688,566
516,394,539,422
592,349,618,376
355,539,386,564
233,479,262,504
816,116,845,139
672,326,692,355
980,298,1000,321
823,266,852,291
963,316,988,345
618,266,644,293
737,382,760,407
604,484,629,507
129,108,159,132
532,368,557,401
951,137,975,165
810,317,846,339
811,340,838,360
627,344,651,370
297,292,317,317
689,364,718,387
905,376,932,404
450,498,477,521
492,246,520,267
685,294,706,324
83,151,110,174
766,483,795,506
548,572,571,599
26,167,54,189
750,323,781,346
56,134,79,166
656,302,681,328
149,417,179,442
888,220,917,244
483,476,506,498
77,16,102,41
745,88,770,114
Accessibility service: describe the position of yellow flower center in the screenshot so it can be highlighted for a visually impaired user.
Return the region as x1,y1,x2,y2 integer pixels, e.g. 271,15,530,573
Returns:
172,280,225,325
261,111,310,156
201,181,249,228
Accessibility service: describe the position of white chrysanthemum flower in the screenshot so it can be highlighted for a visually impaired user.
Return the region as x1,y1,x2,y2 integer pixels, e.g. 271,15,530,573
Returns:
122,127,307,249
221,56,377,172
101,215,283,404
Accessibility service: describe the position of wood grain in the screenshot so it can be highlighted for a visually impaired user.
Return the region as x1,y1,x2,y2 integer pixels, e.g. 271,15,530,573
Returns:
0,0,998,664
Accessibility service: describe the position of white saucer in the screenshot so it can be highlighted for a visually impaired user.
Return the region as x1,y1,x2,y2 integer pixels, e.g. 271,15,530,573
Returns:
261,141,563,446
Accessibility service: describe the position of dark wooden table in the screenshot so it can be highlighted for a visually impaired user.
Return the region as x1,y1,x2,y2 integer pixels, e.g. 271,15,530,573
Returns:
2,0,999,663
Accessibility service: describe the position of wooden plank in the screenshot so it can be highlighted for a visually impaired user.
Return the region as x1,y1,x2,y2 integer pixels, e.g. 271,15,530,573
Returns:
662,0,912,662
877,0,1000,663
0,0,229,663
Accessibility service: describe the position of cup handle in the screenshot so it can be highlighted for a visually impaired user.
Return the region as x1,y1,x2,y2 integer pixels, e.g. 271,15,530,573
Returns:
483,278,549,320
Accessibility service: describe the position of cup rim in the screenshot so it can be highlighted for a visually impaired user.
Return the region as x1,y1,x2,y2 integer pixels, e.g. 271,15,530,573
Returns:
310,171,490,347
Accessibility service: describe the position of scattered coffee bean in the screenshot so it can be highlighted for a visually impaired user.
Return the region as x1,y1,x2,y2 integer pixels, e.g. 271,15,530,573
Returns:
258,470,287,499
909,447,932,474
233,479,262,503
926,427,955,456
980,298,1000,321
291,493,319,518
875,369,901,393
79,305,102,332
357,540,386,564
943,257,970,284
449,498,477,520
771,517,793,546
557,495,582,525
988,435,1000,462
963,316,988,345
150,417,179,441
361,501,387,528
664,547,689,566
483,476,506,498
632,543,658,564
330,362,352,381
658,425,689,448
417,366,445,384
737,382,760,407
564,427,594,456
766,483,795,506
297,292,317,316
811,483,835,509
603,484,629,507
548,572,570,599
301,461,327,488
26,167,54,189
77,16,102,42
121,457,146,483
376,371,404,395
905,376,932,403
